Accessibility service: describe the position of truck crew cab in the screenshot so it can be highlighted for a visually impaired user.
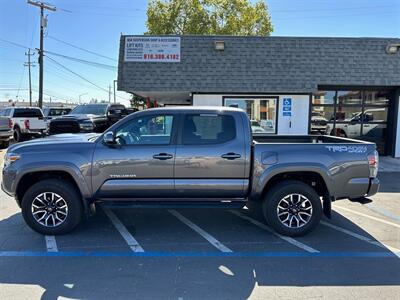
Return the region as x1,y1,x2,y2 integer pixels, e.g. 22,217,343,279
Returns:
2,107,379,236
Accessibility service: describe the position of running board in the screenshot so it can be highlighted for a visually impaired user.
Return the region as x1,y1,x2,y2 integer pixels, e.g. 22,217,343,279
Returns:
99,200,247,209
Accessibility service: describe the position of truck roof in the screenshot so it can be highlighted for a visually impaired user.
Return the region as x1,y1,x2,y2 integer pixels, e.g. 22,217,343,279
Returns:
140,106,244,113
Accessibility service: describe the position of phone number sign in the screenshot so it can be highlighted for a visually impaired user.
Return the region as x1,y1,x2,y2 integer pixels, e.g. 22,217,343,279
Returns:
124,37,181,62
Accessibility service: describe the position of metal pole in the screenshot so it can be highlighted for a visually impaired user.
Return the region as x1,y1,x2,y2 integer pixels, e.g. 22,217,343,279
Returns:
38,5,44,108
108,84,111,103
113,80,117,103
24,49,35,106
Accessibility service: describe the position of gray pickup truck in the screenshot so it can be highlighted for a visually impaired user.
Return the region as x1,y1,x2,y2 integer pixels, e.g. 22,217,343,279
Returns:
1,107,379,236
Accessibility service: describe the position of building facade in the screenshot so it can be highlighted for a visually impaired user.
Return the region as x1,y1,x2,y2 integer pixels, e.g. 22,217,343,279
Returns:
118,35,400,157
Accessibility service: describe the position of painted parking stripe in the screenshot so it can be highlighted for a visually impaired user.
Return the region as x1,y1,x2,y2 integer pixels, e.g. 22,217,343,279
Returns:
333,205,400,228
230,210,319,253
45,235,58,252
321,221,400,258
169,209,233,253
365,203,400,223
103,207,144,252
0,250,398,258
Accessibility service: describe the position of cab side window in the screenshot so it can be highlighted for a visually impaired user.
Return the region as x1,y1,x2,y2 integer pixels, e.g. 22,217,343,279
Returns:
182,114,236,145
115,114,174,145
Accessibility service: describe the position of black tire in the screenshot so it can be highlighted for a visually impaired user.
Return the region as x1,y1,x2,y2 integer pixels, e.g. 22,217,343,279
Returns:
13,127,24,143
262,180,322,237
0,140,9,149
21,179,83,235
330,129,347,138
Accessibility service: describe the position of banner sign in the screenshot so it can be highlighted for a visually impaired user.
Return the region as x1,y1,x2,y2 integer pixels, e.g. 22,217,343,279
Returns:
282,98,292,117
124,37,181,62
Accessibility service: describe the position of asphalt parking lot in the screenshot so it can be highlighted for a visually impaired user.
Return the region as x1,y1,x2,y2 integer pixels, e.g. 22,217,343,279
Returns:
0,150,399,299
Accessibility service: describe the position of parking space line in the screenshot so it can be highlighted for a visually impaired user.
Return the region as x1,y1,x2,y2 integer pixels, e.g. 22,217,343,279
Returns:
365,203,400,223
45,235,58,252
333,205,400,228
230,210,320,253
169,209,233,253
321,221,400,258
0,250,399,258
103,207,144,252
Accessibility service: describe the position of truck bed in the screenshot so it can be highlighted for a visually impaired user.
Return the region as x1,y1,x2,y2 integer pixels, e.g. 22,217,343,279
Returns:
253,134,369,144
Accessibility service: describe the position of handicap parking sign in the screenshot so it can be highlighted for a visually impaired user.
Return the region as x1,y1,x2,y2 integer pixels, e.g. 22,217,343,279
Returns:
283,98,292,106
282,98,292,117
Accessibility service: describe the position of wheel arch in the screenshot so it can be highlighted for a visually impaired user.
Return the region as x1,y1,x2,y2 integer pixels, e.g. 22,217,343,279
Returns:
15,167,91,213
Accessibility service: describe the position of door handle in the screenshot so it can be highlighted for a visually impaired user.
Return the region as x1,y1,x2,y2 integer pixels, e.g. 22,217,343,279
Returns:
221,153,241,160
153,153,173,160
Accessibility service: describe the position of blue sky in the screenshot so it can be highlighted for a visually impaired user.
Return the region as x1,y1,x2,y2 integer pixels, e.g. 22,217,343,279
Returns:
0,0,399,106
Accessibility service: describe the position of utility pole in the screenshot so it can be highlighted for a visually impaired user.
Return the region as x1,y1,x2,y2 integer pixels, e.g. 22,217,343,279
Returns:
108,84,111,103
27,0,56,109
24,49,35,106
113,80,117,104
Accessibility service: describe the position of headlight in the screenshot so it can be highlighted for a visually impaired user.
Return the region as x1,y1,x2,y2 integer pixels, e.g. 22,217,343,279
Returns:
4,152,20,168
79,121,94,131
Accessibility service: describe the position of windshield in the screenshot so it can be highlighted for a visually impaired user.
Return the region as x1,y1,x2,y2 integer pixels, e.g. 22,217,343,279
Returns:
70,105,107,115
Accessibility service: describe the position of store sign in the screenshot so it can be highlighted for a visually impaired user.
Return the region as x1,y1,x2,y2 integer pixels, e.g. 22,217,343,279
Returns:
124,36,181,62
282,98,292,116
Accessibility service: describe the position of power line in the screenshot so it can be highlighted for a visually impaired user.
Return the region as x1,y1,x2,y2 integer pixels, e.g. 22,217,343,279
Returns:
45,56,130,101
47,35,118,62
44,50,117,70
0,38,31,49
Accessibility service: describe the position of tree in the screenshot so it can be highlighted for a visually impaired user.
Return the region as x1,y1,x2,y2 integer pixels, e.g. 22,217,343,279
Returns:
146,0,273,36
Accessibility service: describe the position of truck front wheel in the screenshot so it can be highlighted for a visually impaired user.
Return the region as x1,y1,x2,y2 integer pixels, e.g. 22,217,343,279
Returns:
263,180,322,237
21,179,83,235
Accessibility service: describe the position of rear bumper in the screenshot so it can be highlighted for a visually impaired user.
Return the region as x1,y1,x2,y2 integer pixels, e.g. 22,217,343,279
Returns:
366,177,380,197
21,128,45,135
0,130,13,140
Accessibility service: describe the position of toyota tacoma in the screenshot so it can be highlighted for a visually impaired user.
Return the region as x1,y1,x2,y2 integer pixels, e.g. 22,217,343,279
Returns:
2,107,379,236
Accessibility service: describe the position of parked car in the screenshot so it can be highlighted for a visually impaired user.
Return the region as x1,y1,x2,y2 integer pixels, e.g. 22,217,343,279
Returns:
310,112,328,134
250,120,268,133
1,107,46,142
327,108,385,138
1,107,379,236
49,103,128,134
43,107,71,121
0,111,13,148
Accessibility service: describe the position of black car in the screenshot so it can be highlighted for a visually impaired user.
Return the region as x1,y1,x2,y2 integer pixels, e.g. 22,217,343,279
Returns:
49,103,128,134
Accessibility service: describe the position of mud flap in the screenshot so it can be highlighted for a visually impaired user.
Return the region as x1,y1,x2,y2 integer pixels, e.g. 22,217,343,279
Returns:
323,196,332,219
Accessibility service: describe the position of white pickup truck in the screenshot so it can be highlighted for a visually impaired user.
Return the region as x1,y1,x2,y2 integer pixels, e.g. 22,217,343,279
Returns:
1,107,47,142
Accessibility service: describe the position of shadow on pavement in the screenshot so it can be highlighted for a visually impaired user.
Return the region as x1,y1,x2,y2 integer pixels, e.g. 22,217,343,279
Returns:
0,207,399,299
377,172,400,193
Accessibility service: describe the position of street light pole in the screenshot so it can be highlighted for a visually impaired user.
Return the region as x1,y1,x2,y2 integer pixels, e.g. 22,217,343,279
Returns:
79,93,88,104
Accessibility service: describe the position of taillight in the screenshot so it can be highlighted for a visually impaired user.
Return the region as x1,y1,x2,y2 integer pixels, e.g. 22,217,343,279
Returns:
8,119,12,129
367,150,379,178
24,119,30,130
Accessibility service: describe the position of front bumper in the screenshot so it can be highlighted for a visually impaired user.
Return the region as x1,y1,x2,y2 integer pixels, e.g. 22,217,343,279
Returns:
1,166,16,198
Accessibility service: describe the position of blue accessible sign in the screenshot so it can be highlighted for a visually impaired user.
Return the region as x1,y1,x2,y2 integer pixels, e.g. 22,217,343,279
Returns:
282,98,292,117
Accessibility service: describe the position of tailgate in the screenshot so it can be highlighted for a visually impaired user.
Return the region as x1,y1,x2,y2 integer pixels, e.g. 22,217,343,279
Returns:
27,118,46,130
0,117,10,131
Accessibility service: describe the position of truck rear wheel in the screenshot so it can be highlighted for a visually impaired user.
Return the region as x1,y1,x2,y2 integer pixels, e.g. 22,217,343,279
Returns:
21,179,83,235
262,180,322,237
13,127,25,143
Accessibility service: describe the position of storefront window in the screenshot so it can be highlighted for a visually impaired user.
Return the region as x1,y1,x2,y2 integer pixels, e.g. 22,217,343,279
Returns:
224,98,277,133
311,90,390,154
312,91,335,105
337,91,362,105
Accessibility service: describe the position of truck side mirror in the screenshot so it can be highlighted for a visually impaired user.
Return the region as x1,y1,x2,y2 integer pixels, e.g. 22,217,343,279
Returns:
103,131,115,145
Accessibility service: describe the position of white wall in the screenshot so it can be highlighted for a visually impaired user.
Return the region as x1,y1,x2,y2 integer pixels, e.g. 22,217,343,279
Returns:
192,94,222,106
277,95,310,135
395,95,400,158
192,93,310,135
